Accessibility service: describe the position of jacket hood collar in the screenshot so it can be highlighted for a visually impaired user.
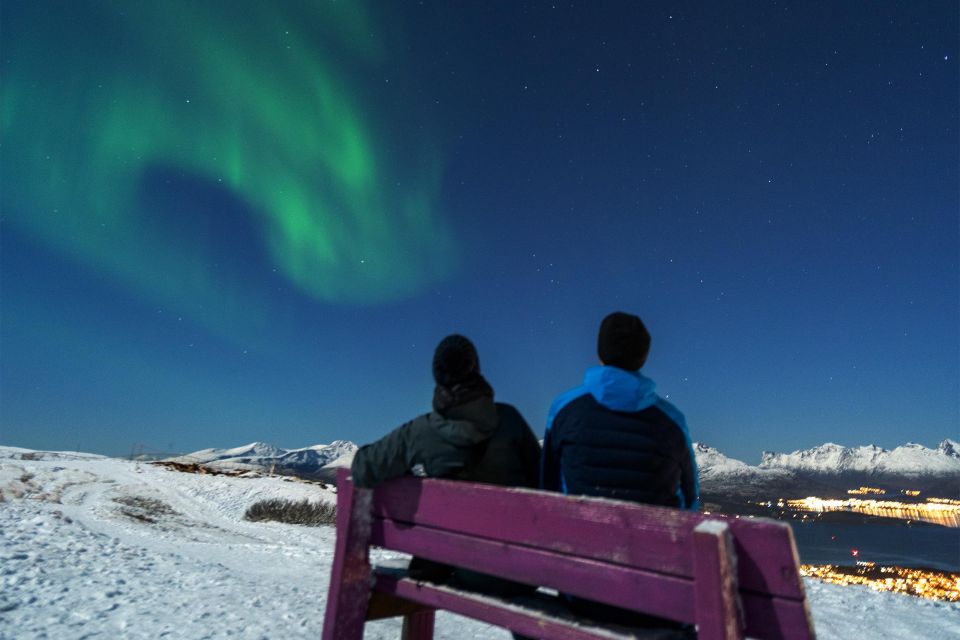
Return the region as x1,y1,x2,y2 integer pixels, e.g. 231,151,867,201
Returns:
583,365,658,412
429,395,499,446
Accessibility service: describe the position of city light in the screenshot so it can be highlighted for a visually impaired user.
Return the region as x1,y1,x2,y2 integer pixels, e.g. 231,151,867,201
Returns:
784,496,960,527
848,487,886,495
801,564,960,602
929,497,960,506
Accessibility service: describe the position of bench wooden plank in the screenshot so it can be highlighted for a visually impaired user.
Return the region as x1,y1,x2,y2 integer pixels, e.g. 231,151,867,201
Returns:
369,476,806,600
371,518,813,640
371,570,813,640
368,592,429,621
374,573,689,640
371,516,694,622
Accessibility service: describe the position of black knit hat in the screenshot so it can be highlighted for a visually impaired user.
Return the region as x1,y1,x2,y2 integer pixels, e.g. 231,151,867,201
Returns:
597,311,650,371
432,334,480,387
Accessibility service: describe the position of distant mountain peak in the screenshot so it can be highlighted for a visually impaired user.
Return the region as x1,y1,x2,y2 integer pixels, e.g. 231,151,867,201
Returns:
167,440,358,480
701,438,959,498
939,439,959,458
755,440,958,477
692,442,751,475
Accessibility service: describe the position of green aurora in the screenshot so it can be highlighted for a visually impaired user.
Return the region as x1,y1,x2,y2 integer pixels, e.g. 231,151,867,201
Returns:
1,1,455,327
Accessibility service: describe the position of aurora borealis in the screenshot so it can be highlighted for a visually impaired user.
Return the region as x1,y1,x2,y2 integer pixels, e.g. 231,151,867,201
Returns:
2,0,453,324
1,2,957,462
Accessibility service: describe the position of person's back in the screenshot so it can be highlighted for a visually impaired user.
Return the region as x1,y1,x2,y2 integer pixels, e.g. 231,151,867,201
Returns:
350,334,540,602
350,394,539,491
542,312,699,631
351,335,539,490
542,365,697,508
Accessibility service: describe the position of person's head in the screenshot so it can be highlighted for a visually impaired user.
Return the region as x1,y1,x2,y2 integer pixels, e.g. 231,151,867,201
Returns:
432,334,480,387
597,311,651,371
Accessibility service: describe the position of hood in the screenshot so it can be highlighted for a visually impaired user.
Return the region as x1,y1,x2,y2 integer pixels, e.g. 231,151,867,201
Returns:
583,365,658,412
427,395,499,447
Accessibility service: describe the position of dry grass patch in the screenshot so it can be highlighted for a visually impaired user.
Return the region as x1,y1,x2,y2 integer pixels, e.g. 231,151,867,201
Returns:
244,498,336,526
113,495,178,524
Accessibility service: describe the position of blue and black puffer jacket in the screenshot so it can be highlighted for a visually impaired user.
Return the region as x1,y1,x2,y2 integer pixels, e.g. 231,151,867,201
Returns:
541,365,699,510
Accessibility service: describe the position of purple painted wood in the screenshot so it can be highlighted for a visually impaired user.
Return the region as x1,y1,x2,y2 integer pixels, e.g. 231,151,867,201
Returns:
692,521,744,640
323,474,815,640
377,573,815,640
367,592,429,621
740,593,815,640
375,574,684,640
322,469,374,640
400,610,435,640
370,476,805,599
370,517,694,622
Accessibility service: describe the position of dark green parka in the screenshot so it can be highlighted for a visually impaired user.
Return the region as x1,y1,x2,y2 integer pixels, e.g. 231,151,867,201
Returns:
350,394,540,490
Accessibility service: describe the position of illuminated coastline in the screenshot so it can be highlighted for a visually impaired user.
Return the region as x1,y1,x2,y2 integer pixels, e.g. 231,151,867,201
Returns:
847,486,885,495
801,564,960,602
783,496,960,528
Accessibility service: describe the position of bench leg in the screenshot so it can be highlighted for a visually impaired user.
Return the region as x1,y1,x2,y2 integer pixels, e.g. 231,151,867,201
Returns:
323,471,373,640
401,610,435,640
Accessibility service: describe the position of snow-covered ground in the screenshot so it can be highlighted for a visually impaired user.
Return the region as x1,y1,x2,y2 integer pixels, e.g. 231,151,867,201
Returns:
1,447,957,639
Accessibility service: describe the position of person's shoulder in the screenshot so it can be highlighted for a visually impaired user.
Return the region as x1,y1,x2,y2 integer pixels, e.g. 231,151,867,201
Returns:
651,396,691,438
652,396,685,423
494,402,528,425
494,401,520,414
549,384,589,416
390,411,435,438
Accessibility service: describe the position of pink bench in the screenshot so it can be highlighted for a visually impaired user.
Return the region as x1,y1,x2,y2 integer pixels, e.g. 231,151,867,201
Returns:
323,469,815,640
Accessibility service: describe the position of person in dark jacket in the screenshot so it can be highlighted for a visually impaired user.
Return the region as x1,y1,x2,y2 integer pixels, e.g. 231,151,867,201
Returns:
351,334,540,490
351,334,541,598
542,311,699,630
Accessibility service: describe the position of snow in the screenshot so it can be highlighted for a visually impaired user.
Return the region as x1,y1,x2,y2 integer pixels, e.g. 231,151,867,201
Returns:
165,440,359,477
759,440,960,476
938,439,960,458
2,446,957,639
693,443,752,474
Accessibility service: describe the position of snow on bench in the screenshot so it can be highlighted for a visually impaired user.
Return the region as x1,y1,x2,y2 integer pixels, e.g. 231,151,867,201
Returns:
323,469,814,640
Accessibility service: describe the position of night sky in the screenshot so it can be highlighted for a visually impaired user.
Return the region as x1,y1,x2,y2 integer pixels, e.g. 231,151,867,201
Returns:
2,1,957,463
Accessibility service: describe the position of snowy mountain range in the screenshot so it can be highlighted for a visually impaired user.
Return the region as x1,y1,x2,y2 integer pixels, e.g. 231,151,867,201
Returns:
695,439,959,497
697,439,959,477
169,438,958,493
166,440,356,480
759,440,960,476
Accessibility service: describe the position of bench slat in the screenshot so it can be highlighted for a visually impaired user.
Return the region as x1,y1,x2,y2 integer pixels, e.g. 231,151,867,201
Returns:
374,573,688,640
371,517,813,640
370,476,806,600
372,571,814,640
372,516,695,623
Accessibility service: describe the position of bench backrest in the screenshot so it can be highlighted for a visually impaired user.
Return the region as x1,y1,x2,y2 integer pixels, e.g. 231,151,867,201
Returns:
327,469,815,640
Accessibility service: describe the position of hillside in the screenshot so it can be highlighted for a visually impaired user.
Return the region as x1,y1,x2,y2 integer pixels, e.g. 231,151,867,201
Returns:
2,445,959,639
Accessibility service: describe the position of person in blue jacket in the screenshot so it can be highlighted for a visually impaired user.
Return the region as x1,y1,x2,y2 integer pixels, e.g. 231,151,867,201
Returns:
542,311,699,508
542,311,699,630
